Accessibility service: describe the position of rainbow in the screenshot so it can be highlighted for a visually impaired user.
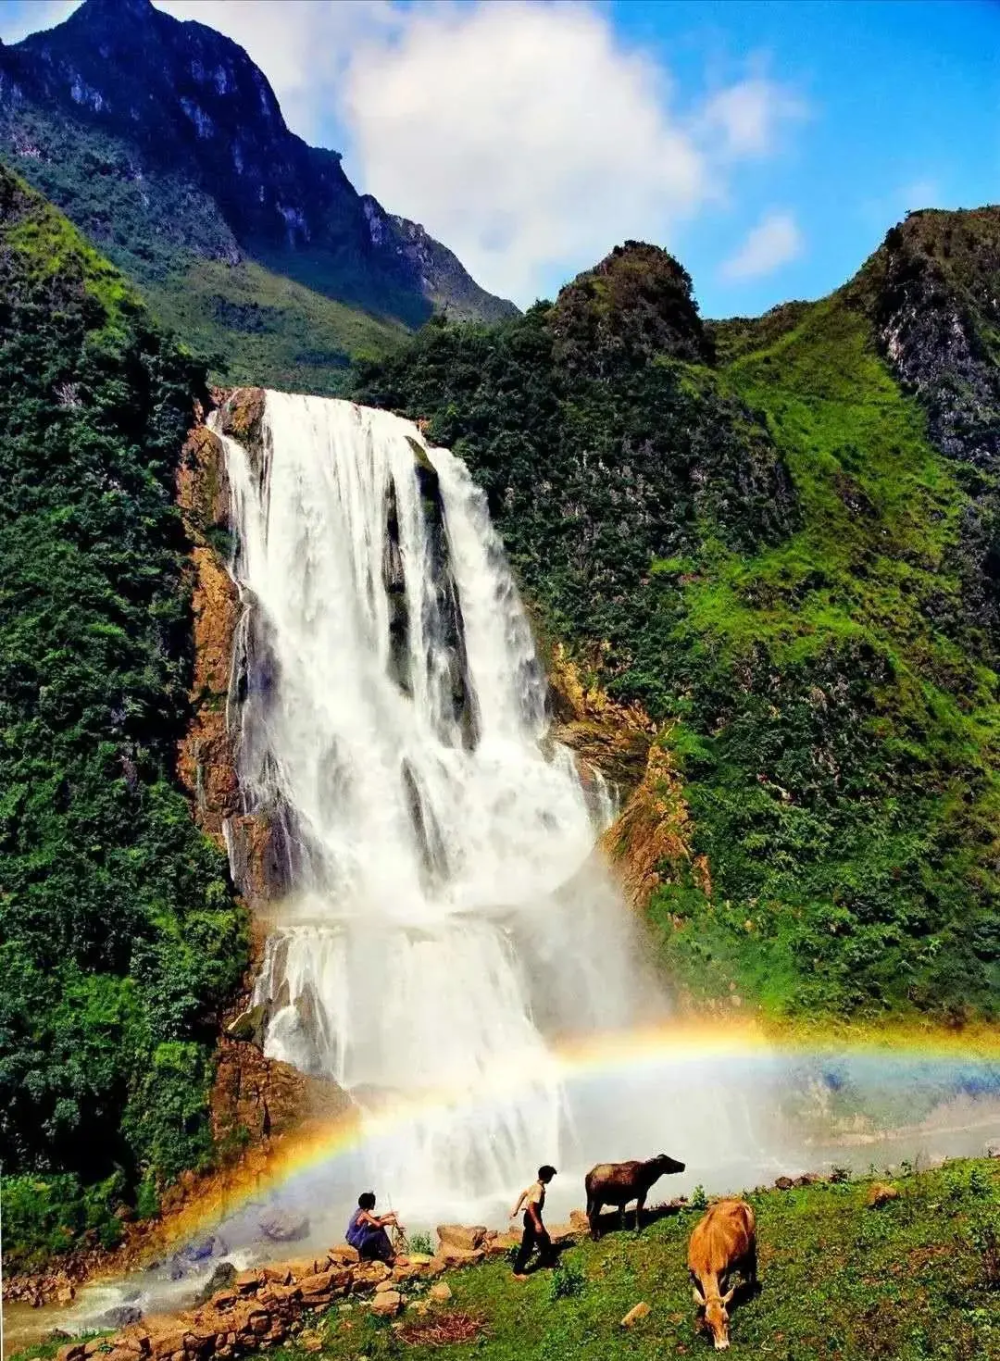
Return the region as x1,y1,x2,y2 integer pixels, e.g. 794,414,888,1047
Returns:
153,1017,1000,1252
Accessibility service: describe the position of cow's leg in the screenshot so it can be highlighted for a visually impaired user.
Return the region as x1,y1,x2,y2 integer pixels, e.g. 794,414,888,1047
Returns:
619,1202,627,1233
586,1196,600,1240
746,1239,758,1289
633,1194,646,1232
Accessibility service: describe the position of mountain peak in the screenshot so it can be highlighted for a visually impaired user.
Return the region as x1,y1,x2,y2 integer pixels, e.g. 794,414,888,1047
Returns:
549,241,713,375
0,0,515,383
71,0,155,23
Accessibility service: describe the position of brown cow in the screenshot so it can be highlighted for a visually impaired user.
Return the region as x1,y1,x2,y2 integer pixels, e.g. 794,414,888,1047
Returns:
688,1199,757,1351
584,1153,686,1237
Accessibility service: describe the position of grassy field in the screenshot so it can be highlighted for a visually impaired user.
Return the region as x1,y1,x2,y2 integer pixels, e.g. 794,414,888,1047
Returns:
275,1158,1000,1361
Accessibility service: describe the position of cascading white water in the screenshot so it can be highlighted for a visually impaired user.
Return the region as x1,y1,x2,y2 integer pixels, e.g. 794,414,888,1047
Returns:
215,392,652,1214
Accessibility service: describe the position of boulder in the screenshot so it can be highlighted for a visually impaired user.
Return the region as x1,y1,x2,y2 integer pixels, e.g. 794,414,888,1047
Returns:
353,1260,391,1289
621,1302,651,1328
57,1346,86,1361
326,1245,360,1266
867,1183,900,1208
391,1262,422,1284
259,1210,310,1243
436,1245,484,1267
195,1263,238,1306
436,1224,488,1251
424,1257,448,1277
144,1324,188,1361
101,1306,144,1329
569,1209,590,1234
370,1290,403,1317
234,1270,262,1295
774,1176,795,1191
987,1143,1000,1159
428,1283,452,1303
261,1266,293,1286
374,1279,398,1294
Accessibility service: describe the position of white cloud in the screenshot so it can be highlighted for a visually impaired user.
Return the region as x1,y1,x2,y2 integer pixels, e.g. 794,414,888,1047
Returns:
720,210,804,281
699,78,808,159
159,1,805,304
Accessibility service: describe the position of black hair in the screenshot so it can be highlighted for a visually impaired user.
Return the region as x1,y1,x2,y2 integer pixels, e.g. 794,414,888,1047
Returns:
538,1165,557,1181
358,1191,376,1210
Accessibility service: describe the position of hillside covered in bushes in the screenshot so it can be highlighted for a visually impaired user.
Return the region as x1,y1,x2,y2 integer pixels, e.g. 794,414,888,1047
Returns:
356,215,1000,1022
0,164,247,1266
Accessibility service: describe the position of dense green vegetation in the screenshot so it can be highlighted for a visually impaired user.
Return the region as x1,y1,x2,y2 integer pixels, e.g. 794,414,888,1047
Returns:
0,166,246,1268
264,1158,1000,1361
356,232,1000,1021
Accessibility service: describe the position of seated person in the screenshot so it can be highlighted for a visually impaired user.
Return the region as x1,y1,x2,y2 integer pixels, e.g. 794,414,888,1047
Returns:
345,1191,401,1263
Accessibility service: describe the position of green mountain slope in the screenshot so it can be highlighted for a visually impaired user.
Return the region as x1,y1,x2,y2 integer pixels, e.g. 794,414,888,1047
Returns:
356,224,1000,1022
0,164,246,1266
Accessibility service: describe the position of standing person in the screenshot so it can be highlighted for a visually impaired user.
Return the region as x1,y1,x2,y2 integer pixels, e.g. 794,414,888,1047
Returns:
345,1191,402,1263
510,1165,557,1279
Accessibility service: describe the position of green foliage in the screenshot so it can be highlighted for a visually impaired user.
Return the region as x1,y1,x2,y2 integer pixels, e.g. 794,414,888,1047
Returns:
549,1259,586,1301
260,1158,1000,1361
140,257,408,398
689,1183,708,1211
356,246,1000,1020
0,167,247,1267
408,1231,434,1257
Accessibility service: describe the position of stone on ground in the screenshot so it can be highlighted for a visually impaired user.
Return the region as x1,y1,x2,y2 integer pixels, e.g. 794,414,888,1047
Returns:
370,1290,403,1317
436,1224,488,1251
428,1282,453,1302
621,1302,652,1328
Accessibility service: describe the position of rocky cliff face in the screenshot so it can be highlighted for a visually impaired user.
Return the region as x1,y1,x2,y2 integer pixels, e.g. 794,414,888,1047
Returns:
860,207,1000,470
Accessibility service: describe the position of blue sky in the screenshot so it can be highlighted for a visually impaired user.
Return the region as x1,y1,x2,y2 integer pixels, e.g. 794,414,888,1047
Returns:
2,0,997,316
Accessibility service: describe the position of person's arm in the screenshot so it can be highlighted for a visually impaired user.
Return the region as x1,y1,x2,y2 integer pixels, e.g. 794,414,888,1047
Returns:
528,1198,544,1232
510,1189,527,1219
377,1212,399,1227
357,1209,382,1228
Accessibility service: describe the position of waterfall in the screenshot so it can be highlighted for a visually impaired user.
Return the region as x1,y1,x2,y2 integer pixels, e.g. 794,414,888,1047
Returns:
215,392,648,1215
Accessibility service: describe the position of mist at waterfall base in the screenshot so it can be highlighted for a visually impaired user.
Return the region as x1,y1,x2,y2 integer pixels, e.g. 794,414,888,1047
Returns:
203,394,1000,1233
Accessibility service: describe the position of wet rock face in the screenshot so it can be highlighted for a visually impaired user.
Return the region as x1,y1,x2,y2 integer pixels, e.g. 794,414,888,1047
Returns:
176,420,240,849
209,1035,349,1147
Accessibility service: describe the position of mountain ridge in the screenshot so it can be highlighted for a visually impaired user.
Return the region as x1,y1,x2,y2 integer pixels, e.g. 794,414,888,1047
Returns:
0,0,516,392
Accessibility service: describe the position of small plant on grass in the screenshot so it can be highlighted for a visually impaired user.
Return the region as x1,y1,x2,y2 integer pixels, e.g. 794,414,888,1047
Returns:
970,1209,1000,1289
408,1232,434,1256
549,1260,586,1301
690,1184,709,1211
